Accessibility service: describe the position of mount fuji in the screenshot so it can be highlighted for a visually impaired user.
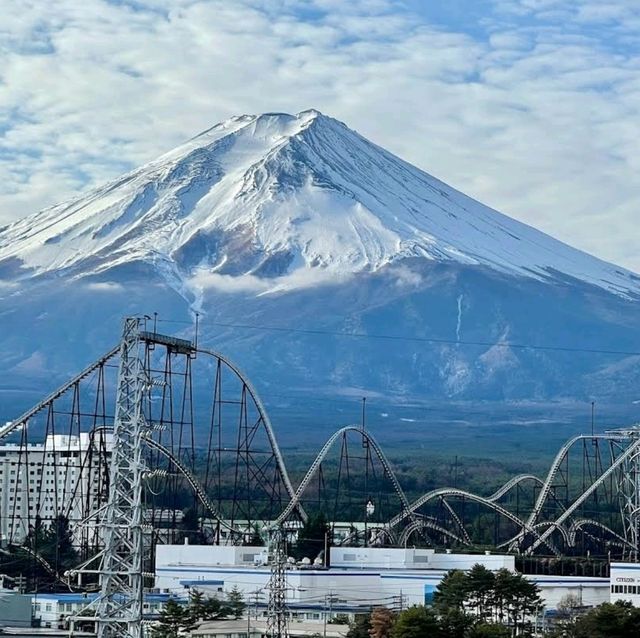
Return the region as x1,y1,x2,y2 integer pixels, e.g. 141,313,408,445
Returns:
1,109,639,431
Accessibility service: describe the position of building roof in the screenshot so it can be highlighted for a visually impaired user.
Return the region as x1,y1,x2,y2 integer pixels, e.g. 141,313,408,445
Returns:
192,619,349,638
32,592,187,603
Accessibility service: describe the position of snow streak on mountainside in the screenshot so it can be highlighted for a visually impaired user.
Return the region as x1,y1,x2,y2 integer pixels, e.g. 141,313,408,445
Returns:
0,109,638,301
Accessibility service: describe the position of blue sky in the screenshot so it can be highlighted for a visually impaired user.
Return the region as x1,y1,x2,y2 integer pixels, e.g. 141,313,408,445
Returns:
0,0,638,271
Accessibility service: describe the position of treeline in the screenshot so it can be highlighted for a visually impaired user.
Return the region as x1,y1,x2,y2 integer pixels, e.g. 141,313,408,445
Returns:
551,601,640,637
348,564,543,638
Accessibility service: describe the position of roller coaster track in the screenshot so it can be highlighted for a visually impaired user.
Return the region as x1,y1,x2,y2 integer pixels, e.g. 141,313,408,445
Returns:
0,346,120,442
197,347,300,520
487,475,543,502
387,487,562,556
524,436,640,555
439,498,472,545
7,331,640,563
0,340,303,528
398,517,468,547
271,425,413,528
142,436,245,537
429,476,542,550
497,520,571,550
143,433,631,556
525,434,627,531
568,519,634,549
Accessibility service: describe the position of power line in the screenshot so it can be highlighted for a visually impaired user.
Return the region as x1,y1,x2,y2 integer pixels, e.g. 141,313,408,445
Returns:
157,318,640,357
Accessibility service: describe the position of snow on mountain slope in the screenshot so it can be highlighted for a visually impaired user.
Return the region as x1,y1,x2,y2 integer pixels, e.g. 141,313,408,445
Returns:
0,109,638,303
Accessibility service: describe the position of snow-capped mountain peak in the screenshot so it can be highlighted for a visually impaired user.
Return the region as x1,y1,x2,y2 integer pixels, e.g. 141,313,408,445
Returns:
0,109,638,301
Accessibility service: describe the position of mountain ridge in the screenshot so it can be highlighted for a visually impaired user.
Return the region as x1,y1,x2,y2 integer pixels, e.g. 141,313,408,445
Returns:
0,109,638,303
0,110,639,420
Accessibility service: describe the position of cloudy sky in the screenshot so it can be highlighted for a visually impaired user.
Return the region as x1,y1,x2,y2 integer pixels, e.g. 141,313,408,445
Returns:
1,0,639,271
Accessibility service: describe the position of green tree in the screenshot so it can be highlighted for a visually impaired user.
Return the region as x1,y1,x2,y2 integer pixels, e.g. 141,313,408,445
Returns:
188,590,207,623
466,565,495,621
570,601,640,638
25,514,78,576
492,570,542,635
226,586,246,619
467,623,510,638
180,507,206,545
434,570,468,613
293,512,330,562
391,606,441,638
439,608,474,638
152,599,194,638
202,595,232,620
347,613,371,638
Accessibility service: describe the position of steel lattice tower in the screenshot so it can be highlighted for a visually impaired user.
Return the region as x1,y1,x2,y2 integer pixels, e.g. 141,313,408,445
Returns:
266,527,289,638
618,428,640,561
72,317,150,638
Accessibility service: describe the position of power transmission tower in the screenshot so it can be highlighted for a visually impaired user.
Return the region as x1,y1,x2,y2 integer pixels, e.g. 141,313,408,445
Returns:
266,527,288,638
71,317,150,638
619,429,640,561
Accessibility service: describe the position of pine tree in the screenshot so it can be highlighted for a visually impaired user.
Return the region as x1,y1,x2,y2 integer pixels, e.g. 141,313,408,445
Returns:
226,586,246,619
188,590,207,623
202,595,231,620
466,565,495,621
152,599,193,638
434,569,468,612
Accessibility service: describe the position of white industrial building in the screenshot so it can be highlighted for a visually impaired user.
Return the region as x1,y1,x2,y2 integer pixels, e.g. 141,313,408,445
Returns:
610,562,640,605
154,543,610,617
32,591,187,629
0,432,112,544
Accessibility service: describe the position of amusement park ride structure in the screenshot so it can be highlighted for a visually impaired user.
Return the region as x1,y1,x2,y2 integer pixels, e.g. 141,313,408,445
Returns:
1,318,640,635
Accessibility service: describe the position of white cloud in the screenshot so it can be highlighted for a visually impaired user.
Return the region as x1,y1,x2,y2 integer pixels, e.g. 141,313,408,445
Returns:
189,266,353,296
0,0,638,273
84,281,124,292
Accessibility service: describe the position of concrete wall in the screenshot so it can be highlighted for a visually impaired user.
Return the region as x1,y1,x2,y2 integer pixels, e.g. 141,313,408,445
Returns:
428,552,514,571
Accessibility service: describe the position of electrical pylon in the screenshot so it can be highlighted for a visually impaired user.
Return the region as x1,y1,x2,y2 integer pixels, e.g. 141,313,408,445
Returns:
71,317,150,638
617,427,640,560
266,527,289,638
